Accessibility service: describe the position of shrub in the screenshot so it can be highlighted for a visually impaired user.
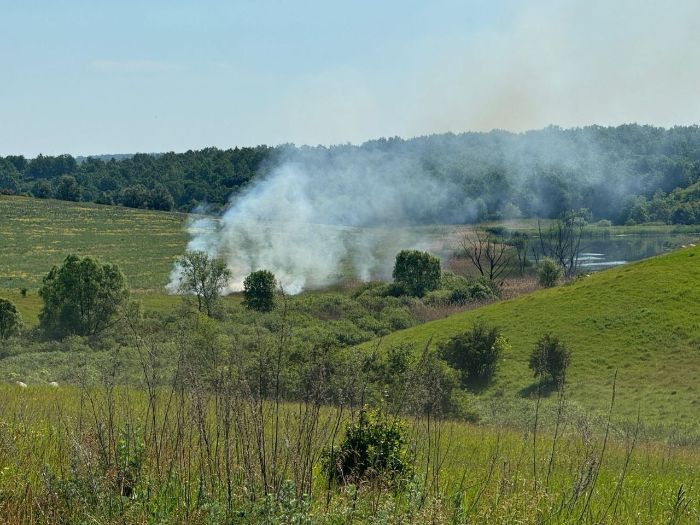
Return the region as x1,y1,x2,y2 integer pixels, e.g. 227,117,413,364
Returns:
0,298,23,339
438,322,509,387
596,219,612,227
322,409,412,485
538,257,562,288
242,269,277,312
381,307,415,331
529,333,571,385
392,250,441,297
422,289,453,306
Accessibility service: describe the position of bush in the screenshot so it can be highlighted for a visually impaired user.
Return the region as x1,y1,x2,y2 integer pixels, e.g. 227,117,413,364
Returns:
242,269,276,312
0,298,23,339
380,307,415,331
422,289,454,306
392,250,441,297
438,322,509,387
538,257,562,288
529,333,571,385
322,409,412,485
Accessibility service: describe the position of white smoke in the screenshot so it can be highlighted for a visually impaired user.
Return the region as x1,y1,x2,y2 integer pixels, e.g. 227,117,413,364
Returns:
169,147,475,294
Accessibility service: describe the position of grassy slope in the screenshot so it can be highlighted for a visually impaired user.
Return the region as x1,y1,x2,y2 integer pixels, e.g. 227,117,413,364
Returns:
364,246,700,428
0,195,188,291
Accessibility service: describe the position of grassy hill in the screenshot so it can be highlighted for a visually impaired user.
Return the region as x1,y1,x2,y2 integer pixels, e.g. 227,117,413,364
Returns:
0,195,188,291
363,245,700,431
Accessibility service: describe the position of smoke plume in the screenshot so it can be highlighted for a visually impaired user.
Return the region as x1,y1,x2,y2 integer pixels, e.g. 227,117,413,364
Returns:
169,146,478,294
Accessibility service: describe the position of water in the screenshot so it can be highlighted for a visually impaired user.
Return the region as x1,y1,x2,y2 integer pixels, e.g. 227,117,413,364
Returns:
575,233,699,271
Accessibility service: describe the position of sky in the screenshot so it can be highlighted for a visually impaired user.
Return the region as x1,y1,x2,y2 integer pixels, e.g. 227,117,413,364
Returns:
1,0,699,157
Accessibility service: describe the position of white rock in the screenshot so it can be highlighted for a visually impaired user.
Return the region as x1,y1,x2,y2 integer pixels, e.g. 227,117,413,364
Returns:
15,381,27,388
49,381,59,388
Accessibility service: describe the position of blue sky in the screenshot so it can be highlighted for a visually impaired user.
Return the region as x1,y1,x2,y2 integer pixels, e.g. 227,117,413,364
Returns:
1,0,698,156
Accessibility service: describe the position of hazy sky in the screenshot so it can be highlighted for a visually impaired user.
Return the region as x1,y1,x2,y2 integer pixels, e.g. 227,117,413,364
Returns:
1,0,698,156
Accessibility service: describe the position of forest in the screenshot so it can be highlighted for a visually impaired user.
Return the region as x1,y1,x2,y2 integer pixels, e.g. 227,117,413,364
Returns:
3,124,700,224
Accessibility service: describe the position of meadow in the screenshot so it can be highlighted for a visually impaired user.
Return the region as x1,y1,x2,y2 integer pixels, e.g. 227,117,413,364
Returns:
3,196,700,523
0,195,189,291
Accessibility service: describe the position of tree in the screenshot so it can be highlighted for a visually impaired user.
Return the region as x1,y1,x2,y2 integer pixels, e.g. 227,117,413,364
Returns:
392,250,441,297
242,269,276,312
32,179,53,199
120,184,150,209
537,257,562,288
0,298,22,339
438,322,509,387
461,231,512,282
529,334,571,385
174,251,232,317
54,175,81,201
38,255,129,337
149,184,175,211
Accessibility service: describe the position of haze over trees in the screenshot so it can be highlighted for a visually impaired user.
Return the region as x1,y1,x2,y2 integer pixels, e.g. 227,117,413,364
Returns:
3,125,700,224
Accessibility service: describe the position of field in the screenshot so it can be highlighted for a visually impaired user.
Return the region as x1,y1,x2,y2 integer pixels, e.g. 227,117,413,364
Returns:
361,245,700,434
1,384,699,524
3,196,700,522
0,195,189,291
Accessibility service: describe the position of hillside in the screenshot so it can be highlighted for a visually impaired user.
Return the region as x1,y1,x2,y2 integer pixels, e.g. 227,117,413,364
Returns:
363,246,700,429
0,195,188,291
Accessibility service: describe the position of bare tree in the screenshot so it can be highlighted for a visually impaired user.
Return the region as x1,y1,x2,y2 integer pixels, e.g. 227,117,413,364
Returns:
460,231,512,283
535,210,587,278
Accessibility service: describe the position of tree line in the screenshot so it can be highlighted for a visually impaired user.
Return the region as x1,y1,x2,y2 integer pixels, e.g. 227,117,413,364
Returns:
3,124,700,223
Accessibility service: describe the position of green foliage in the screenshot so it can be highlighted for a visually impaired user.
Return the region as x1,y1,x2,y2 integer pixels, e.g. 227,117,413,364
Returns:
54,175,81,202
38,254,129,338
242,270,276,312
174,251,232,317
538,257,562,288
323,409,412,485
32,179,53,199
0,298,22,339
529,334,571,385
438,322,509,387
392,250,441,297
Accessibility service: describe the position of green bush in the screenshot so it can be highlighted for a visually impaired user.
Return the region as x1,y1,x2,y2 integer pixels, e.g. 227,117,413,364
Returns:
538,257,562,288
322,409,412,485
438,322,509,387
0,298,22,340
392,250,441,297
381,307,415,331
529,333,571,385
422,289,454,306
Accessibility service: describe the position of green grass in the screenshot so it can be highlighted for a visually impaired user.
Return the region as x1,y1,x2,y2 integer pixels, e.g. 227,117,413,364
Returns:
1,384,699,523
361,246,700,430
0,195,189,291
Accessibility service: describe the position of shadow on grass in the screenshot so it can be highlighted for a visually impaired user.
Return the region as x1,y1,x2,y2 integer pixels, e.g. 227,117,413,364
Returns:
518,381,560,398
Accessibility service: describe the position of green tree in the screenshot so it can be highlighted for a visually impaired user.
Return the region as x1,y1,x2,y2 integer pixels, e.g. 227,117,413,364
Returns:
149,184,175,211
242,269,276,312
392,250,441,297
537,257,562,288
38,255,129,337
438,322,509,387
529,333,571,385
32,179,53,199
174,251,232,317
54,175,81,201
0,298,22,339
120,184,150,209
